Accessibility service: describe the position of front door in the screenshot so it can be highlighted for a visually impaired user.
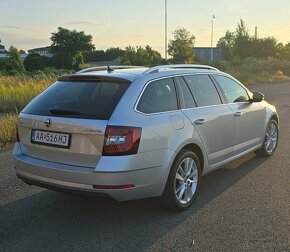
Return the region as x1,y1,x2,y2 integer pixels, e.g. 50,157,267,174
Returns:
212,75,265,155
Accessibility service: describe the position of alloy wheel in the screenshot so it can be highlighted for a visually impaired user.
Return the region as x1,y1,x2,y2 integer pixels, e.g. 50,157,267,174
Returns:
264,122,278,154
175,157,198,205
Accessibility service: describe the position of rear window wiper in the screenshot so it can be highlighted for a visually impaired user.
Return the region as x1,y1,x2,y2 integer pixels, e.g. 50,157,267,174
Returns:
49,108,95,117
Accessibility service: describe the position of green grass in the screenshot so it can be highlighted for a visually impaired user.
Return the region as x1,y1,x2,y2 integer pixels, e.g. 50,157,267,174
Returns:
0,113,18,149
0,74,55,114
0,73,60,149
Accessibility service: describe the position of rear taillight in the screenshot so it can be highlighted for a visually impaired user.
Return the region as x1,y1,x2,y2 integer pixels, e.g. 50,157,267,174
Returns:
102,126,142,156
16,126,20,142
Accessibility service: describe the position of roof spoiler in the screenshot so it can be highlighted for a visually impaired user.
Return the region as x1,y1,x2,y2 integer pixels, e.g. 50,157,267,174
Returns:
76,65,145,74
57,74,131,83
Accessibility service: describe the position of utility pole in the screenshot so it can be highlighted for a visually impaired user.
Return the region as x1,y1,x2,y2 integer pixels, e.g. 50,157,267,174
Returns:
255,26,258,39
210,15,215,62
165,0,168,61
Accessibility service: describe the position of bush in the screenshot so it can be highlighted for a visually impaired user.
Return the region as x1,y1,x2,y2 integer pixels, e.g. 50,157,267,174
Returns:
24,53,53,71
120,45,164,66
212,58,290,84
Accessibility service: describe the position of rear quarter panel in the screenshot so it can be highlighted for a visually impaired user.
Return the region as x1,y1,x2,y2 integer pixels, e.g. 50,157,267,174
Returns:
109,76,209,176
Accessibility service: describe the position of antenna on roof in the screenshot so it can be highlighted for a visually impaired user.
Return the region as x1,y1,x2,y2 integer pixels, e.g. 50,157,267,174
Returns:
107,65,114,72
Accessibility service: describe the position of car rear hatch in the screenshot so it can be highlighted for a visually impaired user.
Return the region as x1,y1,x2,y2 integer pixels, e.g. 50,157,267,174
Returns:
18,75,131,168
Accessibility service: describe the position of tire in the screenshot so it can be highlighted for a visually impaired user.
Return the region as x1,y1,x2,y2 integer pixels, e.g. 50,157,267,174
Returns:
255,119,279,157
162,149,201,211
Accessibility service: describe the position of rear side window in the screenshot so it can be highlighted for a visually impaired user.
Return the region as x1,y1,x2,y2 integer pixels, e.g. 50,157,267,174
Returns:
183,75,222,107
176,77,196,109
213,75,249,103
137,78,178,114
22,81,130,120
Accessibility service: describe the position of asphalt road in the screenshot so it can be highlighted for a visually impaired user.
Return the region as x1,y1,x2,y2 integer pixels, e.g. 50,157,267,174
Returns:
0,82,289,252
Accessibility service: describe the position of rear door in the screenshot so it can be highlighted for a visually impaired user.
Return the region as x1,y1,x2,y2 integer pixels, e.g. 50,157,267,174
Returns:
177,74,235,165
135,77,187,152
18,78,130,167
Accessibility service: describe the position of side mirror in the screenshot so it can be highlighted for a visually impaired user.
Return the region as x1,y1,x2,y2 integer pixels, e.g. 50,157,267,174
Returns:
250,91,264,103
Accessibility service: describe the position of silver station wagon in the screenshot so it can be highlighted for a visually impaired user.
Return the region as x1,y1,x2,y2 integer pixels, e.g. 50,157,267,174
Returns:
14,65,279,210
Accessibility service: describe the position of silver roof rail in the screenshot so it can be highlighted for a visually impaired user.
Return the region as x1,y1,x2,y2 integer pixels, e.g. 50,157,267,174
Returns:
142,64,219,75
76,65,145,74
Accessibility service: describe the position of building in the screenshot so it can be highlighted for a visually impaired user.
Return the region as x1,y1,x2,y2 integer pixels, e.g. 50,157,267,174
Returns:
0,52,27,60
28,46,53,58
193,46,223,63
0,39,6,53
0,39,27,59
0,44,5,53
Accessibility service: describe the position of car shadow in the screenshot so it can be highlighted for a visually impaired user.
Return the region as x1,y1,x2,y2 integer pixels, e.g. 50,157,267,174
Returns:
0,153,268,251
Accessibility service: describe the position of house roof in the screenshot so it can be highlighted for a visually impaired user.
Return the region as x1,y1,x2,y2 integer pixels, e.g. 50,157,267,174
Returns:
28,46,51,52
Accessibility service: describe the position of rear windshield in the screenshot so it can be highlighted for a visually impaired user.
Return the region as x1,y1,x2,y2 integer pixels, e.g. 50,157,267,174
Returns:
22,81,130,120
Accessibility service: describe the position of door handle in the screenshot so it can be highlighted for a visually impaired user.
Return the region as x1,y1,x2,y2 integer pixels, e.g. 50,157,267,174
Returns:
194,119,206,125
235,111,243,117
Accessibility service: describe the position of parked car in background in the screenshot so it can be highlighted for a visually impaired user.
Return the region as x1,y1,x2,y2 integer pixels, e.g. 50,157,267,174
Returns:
13,64,279,210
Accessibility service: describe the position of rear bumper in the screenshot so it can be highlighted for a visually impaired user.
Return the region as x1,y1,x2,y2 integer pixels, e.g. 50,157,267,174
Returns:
13,143,174,201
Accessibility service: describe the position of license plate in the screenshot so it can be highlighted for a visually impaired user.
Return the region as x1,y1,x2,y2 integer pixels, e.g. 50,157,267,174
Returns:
31,130,71,149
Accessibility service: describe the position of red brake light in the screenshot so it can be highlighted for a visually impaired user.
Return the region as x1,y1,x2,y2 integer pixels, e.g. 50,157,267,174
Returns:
93,184,135,190
102,126,142,156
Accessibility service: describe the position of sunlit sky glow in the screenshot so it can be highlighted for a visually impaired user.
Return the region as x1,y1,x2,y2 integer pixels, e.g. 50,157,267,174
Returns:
1,0,289,56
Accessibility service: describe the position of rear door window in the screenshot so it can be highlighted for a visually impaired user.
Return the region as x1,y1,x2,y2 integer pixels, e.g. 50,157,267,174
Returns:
22,81,130,120
137,78,178,113
183,75,222,107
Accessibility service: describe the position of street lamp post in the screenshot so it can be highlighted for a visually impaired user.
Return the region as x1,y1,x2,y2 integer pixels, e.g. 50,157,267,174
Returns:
165,0,168,61
210,15,215,62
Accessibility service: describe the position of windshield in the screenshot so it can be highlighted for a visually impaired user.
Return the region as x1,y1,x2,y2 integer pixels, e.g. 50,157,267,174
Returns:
22,81,130,120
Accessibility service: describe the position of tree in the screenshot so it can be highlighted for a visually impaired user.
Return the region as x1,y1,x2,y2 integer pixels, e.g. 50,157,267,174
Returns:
120,45,163,66
84,47,125,63
24,53,52,71
251,37,277,58
0,46,25,75
276,43,290,60
168,28,195,63
50,27,95,69
218,30,235,60
218,20,279,60
232,19,251,58
7,46,25,72
73,51,84,70
85,50,106,62
105,47,125,61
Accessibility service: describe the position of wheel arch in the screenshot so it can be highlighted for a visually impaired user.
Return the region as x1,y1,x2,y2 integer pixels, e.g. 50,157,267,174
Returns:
270,113,279,124
181,144,204,174
172,140,206,175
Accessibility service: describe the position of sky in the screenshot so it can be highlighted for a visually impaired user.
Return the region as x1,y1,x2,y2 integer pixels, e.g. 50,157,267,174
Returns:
0,0,289,56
